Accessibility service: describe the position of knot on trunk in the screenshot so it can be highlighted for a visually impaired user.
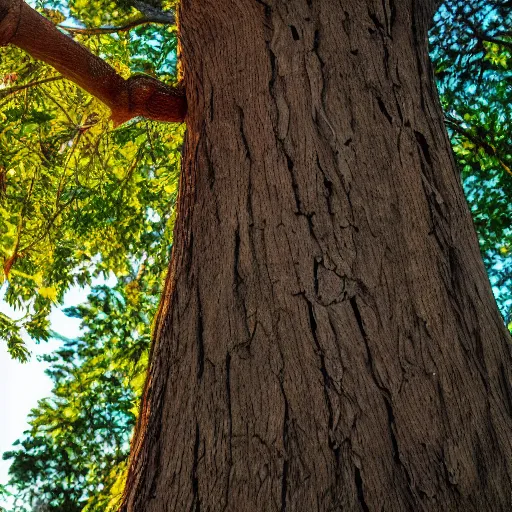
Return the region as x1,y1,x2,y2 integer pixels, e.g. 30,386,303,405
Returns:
111,75,186,126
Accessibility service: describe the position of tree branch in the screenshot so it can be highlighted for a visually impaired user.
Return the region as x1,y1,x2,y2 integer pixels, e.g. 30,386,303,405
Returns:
0,75,63,99
59,15,173,35
59,9,176,35
0,0,186,125
464,19,512,51
445,116,512,177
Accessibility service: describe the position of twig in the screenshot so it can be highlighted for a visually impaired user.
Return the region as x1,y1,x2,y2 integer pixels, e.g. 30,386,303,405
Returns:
0,75,63,99
445,116,512,176
59,14,175,35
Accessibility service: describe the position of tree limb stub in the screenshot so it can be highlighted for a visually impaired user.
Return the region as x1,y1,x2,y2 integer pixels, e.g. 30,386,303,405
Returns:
0,0,186,125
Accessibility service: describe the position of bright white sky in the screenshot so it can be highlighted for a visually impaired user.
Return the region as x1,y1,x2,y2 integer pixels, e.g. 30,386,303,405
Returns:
0,285,88,492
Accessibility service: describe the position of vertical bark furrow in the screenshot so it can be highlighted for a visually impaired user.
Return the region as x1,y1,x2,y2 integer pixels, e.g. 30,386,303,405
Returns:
224,352,233,511
354,467,370,512
280,385,289,512
196,289,205,381
192,423,201,511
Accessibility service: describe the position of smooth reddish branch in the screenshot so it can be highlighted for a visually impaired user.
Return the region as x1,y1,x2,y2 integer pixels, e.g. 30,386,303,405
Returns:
0,0,186,124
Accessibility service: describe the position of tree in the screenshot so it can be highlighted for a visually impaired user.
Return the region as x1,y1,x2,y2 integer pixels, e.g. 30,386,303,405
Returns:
9,1,512,509
3,270,159,512
2,0,512,511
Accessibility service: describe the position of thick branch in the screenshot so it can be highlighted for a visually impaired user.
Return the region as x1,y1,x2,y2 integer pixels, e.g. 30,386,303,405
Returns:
0,0,186,125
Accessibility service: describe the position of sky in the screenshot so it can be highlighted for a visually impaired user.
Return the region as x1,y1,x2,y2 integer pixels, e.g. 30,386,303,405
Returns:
0,285,88,491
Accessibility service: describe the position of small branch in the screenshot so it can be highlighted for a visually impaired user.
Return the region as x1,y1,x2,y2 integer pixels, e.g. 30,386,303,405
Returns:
464,19,512,51
59,14,175,35
0,0,186,124
445,116,512,177
0,75,63,99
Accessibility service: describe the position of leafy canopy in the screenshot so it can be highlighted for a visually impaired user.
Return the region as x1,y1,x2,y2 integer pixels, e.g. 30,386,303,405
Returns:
0,0,182,360
1,0,181,510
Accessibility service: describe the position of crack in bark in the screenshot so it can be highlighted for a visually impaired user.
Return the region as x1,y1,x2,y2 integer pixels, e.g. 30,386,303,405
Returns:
209,88,214,121
290,24,299,40
380,0,396,37
414,130,433,166
313,258,320,296
349,296,367,341
268,42,277,91
238,106,252,162
233,225,257,353
192,423,201,511
393,81,404,123
224,352,233,510
369,3,393,78
255,0,271,17
280,380,290,512
354,467,370,512
234,227,242,288
421,177,449,254
383,396,400,464
196,288,205,381
356,325,388,396
349,295,412,484
376,95,393,124
302,292,341,470
318,155,335,216
367,8,385,32
286,155,303,214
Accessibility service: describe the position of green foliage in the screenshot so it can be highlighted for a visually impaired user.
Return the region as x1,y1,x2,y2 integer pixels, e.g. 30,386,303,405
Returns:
0,0,183,359
1,0,181,509
4,270,158,512
0,1,511,512
430,0,512,319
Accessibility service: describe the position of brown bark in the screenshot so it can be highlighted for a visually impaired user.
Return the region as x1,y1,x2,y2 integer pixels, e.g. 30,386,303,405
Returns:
0,0,186,125
121,0,512,510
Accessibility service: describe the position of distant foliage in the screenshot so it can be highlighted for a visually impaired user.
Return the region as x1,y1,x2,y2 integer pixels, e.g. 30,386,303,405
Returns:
4,274,158,512
430,0,512,322
0,0,510,511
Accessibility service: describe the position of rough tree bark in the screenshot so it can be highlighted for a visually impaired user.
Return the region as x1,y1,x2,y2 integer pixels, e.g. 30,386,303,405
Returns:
2,0,512,510
119,0,512,510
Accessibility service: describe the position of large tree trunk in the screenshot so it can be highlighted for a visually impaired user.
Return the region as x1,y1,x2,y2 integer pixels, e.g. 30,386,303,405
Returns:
121,0,512,510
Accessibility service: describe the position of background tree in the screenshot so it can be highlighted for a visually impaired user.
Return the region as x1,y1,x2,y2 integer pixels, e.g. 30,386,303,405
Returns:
0,0,511,511
4,268,159,512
